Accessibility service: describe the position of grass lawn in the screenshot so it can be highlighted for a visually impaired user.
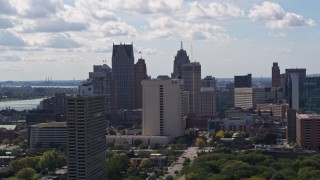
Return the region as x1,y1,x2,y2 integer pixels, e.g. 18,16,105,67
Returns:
2,173,41,180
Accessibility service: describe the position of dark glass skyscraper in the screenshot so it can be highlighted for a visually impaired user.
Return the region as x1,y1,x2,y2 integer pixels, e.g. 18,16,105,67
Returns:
135,58,147,109
172,42,190,79
272,62,280,87
112,43,135,110
234,74,252,88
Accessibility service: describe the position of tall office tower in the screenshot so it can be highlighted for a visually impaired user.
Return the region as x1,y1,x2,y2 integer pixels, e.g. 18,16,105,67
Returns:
135,58,147,109
112,43,135,110
142,79,185,140
216,87,234,116
234,74,252,88
67,95,107,180
87,64,113,119
201,76,216,89
172,42,190,79
286,108,296,142
200,76,216,117
284,68,306,98
272,62,281,87
182,62,201,116
234,88,265,109
288,75,320,111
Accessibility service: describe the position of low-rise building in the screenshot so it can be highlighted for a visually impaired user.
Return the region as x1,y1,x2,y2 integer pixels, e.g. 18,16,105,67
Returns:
28,122,67,149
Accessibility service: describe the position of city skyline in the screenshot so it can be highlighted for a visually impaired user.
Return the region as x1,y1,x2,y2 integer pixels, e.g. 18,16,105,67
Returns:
0,0,319,81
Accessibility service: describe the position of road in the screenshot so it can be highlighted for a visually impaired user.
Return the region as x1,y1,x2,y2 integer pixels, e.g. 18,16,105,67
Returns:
166,146,212,179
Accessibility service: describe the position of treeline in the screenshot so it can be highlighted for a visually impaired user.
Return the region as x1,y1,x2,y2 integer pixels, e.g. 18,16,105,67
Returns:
182,150,320,180
0,86,77,101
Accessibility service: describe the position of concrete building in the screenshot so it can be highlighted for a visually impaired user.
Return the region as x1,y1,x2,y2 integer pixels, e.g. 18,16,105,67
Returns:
172,42,190,79
272,62,281,88
286,108,297,142
182,62,201,116
112,43,135,110
222,115,253,133
28,122,67,149
234,88,265,109
234,74,252,88
67,95,106,180
296,113,320,151
200,87,216,117
135,58,147,109
200,76,216,116
142,79,185,140
256,103,288,121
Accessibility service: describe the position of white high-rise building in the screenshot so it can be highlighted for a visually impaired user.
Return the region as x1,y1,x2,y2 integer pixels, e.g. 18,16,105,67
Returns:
142,79,185,140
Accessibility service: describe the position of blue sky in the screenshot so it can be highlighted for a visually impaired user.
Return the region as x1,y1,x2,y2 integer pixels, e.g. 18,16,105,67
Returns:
0,0,319,80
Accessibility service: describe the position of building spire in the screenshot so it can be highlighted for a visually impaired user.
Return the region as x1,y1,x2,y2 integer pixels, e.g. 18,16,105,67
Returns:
181,41,183,50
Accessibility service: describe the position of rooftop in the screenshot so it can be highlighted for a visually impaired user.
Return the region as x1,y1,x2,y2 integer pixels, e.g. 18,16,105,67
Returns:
34,122,66,127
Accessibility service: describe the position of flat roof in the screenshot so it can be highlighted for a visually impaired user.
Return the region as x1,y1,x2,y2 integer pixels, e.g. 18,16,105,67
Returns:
34,122,66,127
297,113,320,120
0,125,17,130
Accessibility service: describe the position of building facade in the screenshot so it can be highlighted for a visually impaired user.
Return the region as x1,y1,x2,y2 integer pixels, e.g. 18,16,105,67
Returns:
67,95,106,180
142,79,185,140
172,42,190,79
284,68,306,98
234,74,252,88
135,58,148,109
182,62,201,116
296,113,320,151
112,43,135,110
272,62,281,88
288,75,320,111
234,88,265,109
28,122,67,149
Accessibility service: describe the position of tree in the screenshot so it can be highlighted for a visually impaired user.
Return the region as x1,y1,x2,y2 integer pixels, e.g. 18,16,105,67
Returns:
106,154,129,180
196,138,205,149
139,158,151,168
133,139,143,147
215,130,225,138
38,150,61,174
16,167,36,180
10,156,41,173
2,138,10,147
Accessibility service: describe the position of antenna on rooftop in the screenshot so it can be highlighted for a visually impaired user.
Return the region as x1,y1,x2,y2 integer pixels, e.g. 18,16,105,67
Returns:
139,50,142,59
181,41,183,50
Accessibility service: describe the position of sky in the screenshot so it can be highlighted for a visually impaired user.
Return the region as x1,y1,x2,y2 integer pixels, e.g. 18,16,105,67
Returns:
0,0,319,81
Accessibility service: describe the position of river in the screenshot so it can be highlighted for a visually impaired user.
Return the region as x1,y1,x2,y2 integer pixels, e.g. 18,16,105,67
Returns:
0,98,44,111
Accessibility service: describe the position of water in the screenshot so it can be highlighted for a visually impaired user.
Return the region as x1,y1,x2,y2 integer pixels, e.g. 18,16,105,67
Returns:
0,98,44,111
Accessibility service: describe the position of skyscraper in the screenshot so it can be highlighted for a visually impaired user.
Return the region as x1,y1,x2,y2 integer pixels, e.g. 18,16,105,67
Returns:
234,74,252,88
272,62,281,87
142,79,185,140
112,43,135,110
182,62,201,116
284,68,306,98
172,42,190,79
67,95,106,180
135,58,147,109
200,76,216,117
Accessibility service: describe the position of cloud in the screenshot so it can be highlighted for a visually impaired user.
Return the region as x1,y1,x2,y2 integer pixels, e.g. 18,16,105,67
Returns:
144,30,173,40
16,0,63,18
147,16,230,42
268,32,286,37
249,1,316,29
0,55,21,62
186,2,244,20
0,18,14,29
103,0,183,14
43,34,81,49
0,30,26,46
97,21,136,37
0,0,16,15
21,18,88,33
